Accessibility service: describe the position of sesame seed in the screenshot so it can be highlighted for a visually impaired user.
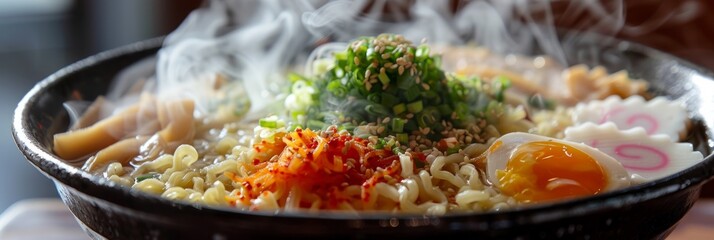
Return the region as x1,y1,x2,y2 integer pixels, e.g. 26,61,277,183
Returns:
365,69,371,79
354,57,360,65
382,118,391,124
382,53,390,59
421,83,430,90
398,66,404,75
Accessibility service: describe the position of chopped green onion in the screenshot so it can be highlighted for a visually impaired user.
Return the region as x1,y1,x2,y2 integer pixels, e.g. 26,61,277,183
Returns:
307,120,326,130
446,147,460,155
392,146,404,155
259,116,284,128
380,93,399,107
327,80,347,97
259,119,277,128
391,118,406,133
416,45,429,59
407,100,423,113
528,95,555,110
416,107,440,128
365,104,389,116
451,83,467,100
367,93,381,103
378,71,390,86
437,104,452,116
404,85,421,102
334,51,347,60
285,34,509,142
422,90,439,101
337,122,356,132
454,102,469,119
136,173,159,182
366,47,375,61
393,103,406,115
404,119,418,132
494,75,511,102
397,74,414,90
374,138,386,149
334,67,345,78
396,133,409,144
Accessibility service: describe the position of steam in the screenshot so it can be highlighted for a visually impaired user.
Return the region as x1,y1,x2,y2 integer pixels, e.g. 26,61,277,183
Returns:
98,0,705,121
155,0,316,116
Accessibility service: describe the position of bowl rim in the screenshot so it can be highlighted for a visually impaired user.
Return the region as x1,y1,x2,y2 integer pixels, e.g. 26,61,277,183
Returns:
11,33,714,222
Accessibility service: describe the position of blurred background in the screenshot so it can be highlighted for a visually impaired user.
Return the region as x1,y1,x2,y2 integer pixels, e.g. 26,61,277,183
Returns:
0,0,202,212
1,0,713,234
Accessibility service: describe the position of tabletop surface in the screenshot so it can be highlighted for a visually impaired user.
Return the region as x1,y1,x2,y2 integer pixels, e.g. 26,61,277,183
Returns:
0,198,711,240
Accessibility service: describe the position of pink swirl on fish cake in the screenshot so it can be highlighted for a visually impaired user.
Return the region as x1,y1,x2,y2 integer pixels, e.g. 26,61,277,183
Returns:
613,144,669,171
598,107,659,134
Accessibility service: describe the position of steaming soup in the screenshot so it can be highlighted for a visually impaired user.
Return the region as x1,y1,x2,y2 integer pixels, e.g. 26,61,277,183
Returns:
52,34,702,214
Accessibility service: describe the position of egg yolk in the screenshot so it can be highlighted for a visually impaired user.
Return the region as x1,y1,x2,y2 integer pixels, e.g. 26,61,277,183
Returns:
496,141,607,203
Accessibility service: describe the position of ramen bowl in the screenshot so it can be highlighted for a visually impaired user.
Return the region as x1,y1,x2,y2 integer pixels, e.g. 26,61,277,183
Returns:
12,34,714,239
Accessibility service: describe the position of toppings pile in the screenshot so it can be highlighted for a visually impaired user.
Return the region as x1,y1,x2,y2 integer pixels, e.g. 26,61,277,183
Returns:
229,34,515,209
287,34,510,146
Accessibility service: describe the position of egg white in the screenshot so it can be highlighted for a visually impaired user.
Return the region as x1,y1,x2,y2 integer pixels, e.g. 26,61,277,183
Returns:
486,132,632,192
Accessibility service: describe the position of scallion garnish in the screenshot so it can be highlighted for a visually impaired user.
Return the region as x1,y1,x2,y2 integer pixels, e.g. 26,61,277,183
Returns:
286,34,510,145
136,173,159,182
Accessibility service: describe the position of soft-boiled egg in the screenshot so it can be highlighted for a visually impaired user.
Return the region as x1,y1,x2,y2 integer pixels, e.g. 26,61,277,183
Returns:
485,132,632,203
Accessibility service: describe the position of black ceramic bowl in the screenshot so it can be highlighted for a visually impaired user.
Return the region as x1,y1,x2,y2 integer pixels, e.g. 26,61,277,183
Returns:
12,34,714,240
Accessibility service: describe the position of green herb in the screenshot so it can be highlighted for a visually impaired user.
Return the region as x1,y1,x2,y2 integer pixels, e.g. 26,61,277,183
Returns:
407,100,423,114
396,133,409,144
446,147,460,155
391,118,406,133
528,94,555,110
136,173,159,182
392,103,406,115
259,116,285,129
286,34,510,142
